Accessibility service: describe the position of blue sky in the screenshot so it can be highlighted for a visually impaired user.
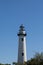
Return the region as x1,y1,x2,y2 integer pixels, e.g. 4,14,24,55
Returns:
0,0,43,64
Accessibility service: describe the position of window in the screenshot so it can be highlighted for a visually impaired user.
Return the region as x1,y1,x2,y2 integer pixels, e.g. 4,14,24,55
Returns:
22,53,24,56
21,38,24,41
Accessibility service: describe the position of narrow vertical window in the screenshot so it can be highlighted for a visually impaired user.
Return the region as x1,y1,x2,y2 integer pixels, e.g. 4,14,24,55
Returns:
21,38,24,41
22,53,24,56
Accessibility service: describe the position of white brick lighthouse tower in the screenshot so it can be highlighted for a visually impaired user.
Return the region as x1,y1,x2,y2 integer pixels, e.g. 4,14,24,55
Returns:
17,24,27,63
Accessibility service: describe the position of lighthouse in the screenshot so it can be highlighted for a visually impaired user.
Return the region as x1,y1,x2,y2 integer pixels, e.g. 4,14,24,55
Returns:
17,24,27,64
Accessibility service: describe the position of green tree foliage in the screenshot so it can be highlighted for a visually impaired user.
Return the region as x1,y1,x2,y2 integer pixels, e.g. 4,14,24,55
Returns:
27,52,43,65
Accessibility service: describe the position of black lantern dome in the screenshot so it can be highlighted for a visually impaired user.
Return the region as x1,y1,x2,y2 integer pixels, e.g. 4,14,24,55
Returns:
17,24,27,36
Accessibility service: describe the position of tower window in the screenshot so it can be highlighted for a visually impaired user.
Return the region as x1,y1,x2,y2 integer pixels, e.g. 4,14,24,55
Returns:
22,53,24,56
21,38,24,41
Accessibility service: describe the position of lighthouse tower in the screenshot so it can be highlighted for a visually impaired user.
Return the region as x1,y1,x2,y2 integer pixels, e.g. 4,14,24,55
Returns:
17,24,27,64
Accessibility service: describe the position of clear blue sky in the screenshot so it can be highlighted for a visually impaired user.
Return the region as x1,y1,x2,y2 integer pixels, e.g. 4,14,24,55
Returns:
0,0,43,64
